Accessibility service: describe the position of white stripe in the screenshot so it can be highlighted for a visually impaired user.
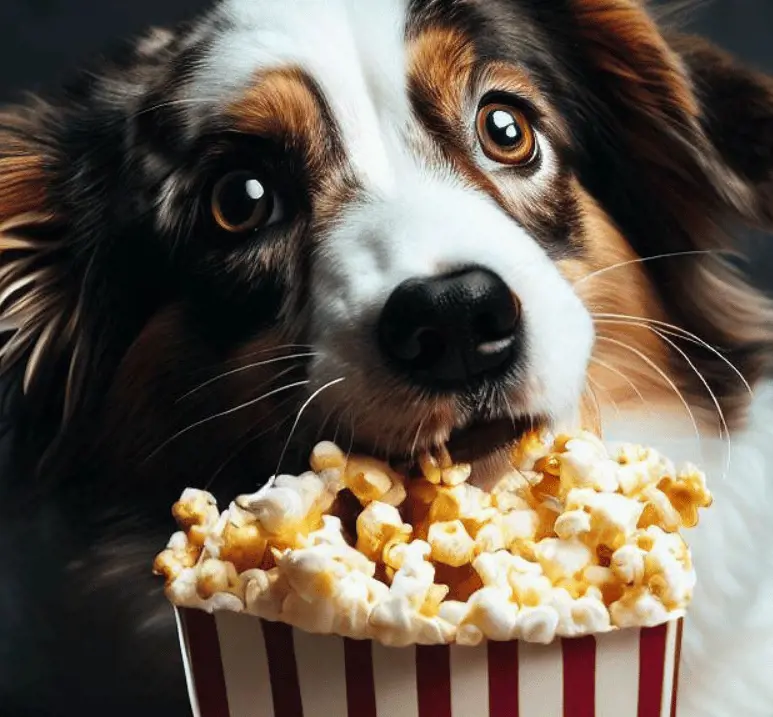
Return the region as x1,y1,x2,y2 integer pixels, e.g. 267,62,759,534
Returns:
518,642,564,717
372,644,419,717
293,630,348,717
215,612,274,717
595,628,641,717
174,609,202,717
660,621,679,717
450,645,489,717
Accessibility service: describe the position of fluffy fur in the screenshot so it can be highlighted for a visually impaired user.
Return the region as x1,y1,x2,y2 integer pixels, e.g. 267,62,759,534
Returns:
0,1,772,715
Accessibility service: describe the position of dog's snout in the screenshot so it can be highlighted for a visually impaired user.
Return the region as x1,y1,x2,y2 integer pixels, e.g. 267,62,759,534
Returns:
377,267,521,389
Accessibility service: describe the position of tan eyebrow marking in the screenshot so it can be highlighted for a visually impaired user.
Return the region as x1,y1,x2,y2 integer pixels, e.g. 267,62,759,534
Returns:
227,67,335,175
408,26,477,136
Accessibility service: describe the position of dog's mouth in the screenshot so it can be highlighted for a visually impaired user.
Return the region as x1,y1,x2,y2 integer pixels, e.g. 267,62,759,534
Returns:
346,413,546,471
445,415,543,464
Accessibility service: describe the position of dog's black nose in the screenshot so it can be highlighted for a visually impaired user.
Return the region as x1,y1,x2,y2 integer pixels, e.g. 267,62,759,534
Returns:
378,267,521,389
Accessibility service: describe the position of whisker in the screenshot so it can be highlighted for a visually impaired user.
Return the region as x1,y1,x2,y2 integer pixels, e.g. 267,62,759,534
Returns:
592,313,752,396
584,380,604,432
589,356,653,416
332,408,345,446
188,343,316,378
273,377,346,477
595,335,702,450
593,315,736,472
130,96,224,120
575,249,727,287
177,352,318,402
345,410,356,464
204,394,300,491
645,326,732,476
315,404,340,445
409,415,427,461
145,379,309,462
587,375,620,419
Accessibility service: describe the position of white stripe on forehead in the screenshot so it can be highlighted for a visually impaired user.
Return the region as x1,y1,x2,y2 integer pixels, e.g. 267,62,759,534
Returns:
189,0,414,191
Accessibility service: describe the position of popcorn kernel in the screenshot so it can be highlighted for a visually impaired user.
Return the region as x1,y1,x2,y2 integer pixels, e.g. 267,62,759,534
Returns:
428,520,476,567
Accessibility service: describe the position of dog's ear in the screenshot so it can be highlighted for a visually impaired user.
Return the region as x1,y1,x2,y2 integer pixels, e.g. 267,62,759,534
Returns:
0,29,178,443
668,32,773,230
565,0,773,420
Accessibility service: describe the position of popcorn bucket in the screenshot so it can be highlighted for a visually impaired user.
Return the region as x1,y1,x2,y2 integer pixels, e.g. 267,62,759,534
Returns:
175,608,683,717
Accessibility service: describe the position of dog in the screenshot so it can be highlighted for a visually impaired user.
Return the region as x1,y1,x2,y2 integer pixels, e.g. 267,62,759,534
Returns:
1,1,772,715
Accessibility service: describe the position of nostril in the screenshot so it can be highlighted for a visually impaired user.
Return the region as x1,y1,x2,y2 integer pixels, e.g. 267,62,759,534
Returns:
472,304,519,344
386,326,447,369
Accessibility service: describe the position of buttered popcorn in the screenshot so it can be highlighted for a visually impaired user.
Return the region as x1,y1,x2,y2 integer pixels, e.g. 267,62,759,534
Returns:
155,431,712,646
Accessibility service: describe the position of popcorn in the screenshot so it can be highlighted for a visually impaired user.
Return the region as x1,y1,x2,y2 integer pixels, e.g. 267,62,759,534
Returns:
428,520,476,567
216,509,269,573
458,587,519,643
655,465,712,528
165,566,245,614
236,472,331,546
157,429,712,646
610,590,672,629
153,531,200,582
243,568,289,621
550,588,611,637
172,489,220,547
517,605,560,644
356,502,412,561
310,441,347,472
344,456,406,506
558,433,619,492
533,538,593,583
563,489,645,548
369,595,456,647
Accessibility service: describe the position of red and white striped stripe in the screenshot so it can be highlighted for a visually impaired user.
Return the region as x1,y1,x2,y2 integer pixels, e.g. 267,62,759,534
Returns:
176,609,683,717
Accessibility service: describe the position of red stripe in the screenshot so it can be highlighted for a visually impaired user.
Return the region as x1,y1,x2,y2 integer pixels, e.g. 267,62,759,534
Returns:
344,639,377,717
416,645,452,717
181,609,231,717
670,620,684,717
261,620,304,717
638,624,668,717
488,640,519,716
562,636,596,717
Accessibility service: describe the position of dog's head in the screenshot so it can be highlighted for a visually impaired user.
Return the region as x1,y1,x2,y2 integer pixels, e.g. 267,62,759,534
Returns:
1,0,772,494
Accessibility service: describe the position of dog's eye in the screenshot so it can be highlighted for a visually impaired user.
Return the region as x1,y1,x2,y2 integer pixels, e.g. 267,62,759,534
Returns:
211,171,277,234
476,103,537,166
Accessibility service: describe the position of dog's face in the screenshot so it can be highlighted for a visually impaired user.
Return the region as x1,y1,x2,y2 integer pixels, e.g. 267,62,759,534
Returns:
1,0,773,495
158,0,599,467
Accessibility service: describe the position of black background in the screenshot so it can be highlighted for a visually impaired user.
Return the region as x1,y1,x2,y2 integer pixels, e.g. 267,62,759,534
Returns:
0,0,771,288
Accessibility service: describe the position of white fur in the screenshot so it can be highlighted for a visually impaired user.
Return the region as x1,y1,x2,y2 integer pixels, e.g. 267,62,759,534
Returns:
605,381,773,717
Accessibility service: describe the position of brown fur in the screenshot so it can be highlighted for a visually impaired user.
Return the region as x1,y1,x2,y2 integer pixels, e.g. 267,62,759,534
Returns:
229,68,338,176
567,0,773,428
564,187,677,408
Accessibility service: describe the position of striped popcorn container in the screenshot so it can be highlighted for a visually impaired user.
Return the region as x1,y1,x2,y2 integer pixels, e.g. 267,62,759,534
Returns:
175,608,684,717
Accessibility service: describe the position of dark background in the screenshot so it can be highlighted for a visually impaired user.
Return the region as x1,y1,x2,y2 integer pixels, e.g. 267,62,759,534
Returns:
0,0,771,288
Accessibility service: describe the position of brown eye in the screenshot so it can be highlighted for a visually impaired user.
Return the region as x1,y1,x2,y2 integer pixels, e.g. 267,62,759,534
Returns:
211,171,275,234
476,103,537,166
